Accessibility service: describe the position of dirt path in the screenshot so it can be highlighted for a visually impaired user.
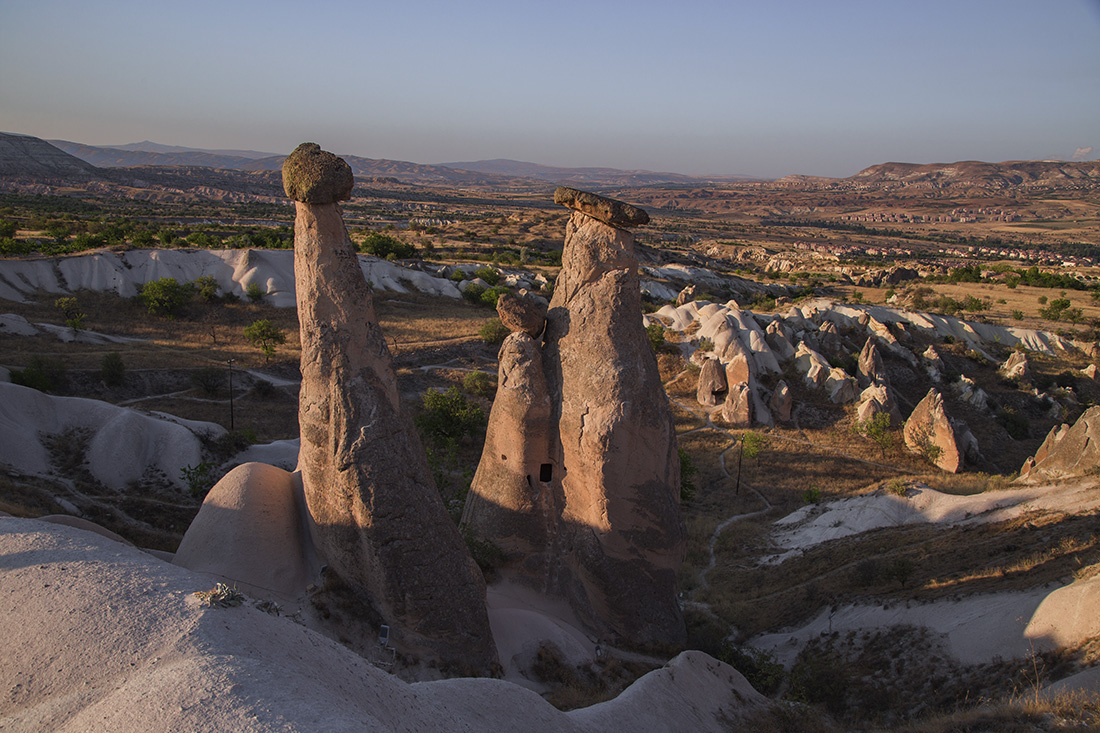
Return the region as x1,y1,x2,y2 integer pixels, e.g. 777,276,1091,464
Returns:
670,386,916,604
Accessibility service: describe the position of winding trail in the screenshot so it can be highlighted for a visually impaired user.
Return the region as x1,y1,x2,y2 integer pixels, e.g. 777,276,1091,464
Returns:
669,389,774,596
669,374,913,599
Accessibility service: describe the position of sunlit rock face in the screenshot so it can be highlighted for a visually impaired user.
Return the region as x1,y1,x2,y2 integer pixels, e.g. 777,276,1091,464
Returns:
464,188,687,649
286,143,497,673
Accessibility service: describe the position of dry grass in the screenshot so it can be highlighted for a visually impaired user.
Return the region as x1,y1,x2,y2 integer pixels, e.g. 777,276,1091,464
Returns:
697,509,1100,641
893,690,1100,732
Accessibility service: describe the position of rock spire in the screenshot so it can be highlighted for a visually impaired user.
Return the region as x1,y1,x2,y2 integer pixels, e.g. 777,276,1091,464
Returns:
464,187,686,648
286,143,497,673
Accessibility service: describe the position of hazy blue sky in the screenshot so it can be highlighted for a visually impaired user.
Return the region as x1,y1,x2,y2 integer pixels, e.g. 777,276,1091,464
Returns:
2,0,1098,177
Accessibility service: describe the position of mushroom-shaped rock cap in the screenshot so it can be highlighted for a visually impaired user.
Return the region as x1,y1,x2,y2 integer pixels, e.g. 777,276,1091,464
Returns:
554,186,650,228
497,291,547,338
282,143,354,203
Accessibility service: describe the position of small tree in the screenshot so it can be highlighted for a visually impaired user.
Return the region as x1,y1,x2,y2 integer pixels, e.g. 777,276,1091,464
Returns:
244,319,287,361
678,447,697,501
741,431,768,462
100,352,125,387
54,296,85,331
463,370,495,398
245,282,266,303
479,318,509,344
734,432,768,494
140,277,193,318
194,275,220,302
646,323,666,352
854,412,893,456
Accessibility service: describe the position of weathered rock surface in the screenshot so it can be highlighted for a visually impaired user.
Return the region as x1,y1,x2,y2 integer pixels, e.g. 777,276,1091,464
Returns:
676,284,696,306
999,350,1031,384
290,147,497,672
857,337,886,388
554,186,650,228
467,189,685,649
463,332,554,566
696,357,728,406
541,198,684,646
282,142,354,204
856,383,902,426
923,345,945,382
903,389,965,472
1019,406,1100,482
174,462,319,600
765,320,796,362
769,380,792,422
721,382,752,428
952,375,990,412
818,320,843,357
497,291,547,337
795,342,830,389
724,348,752,388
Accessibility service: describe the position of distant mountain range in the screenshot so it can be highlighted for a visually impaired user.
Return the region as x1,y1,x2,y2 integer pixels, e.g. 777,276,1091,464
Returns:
46,139,753,188
437,159,757,186
850,160,1100,189
4,132,1098,196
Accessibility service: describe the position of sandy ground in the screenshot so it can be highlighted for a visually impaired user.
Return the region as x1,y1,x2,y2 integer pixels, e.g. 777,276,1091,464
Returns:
486,581,599,690
0,516,766,732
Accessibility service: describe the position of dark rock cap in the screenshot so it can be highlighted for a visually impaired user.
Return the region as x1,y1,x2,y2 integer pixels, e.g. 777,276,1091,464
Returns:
554,186,650,228
282,143,354,204
496,291,547,338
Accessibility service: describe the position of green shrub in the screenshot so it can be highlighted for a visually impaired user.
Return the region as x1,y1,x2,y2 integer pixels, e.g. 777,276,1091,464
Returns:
191,366,223,396
416,386,486,444
245,282,265,303
462,283,486,304
194,275,219,302
139,277,193,317
250,378,277,399
479,286,507,308
479,318,509,344
100,352,125,387
997,407,1029,439
244,319,287,361
851,558,882,586
11,355,67,393
463,370,495,398
787,644,849,714
884,556,915,587
678,447,697,501
54,296,85,331
462,529,508,581
646,323,666,351
717,644,785,696
474,266,500,286
181,461,218,498
741,431,768,462
360,232,415,259
802,486,822,504
853,412,893,455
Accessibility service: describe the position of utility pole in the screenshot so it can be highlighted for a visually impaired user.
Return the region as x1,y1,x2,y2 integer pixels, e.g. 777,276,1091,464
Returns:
227,358,236,433
735,439,743,495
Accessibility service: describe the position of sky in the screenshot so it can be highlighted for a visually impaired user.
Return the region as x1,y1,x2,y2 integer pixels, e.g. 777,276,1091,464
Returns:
1,0,1098,178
